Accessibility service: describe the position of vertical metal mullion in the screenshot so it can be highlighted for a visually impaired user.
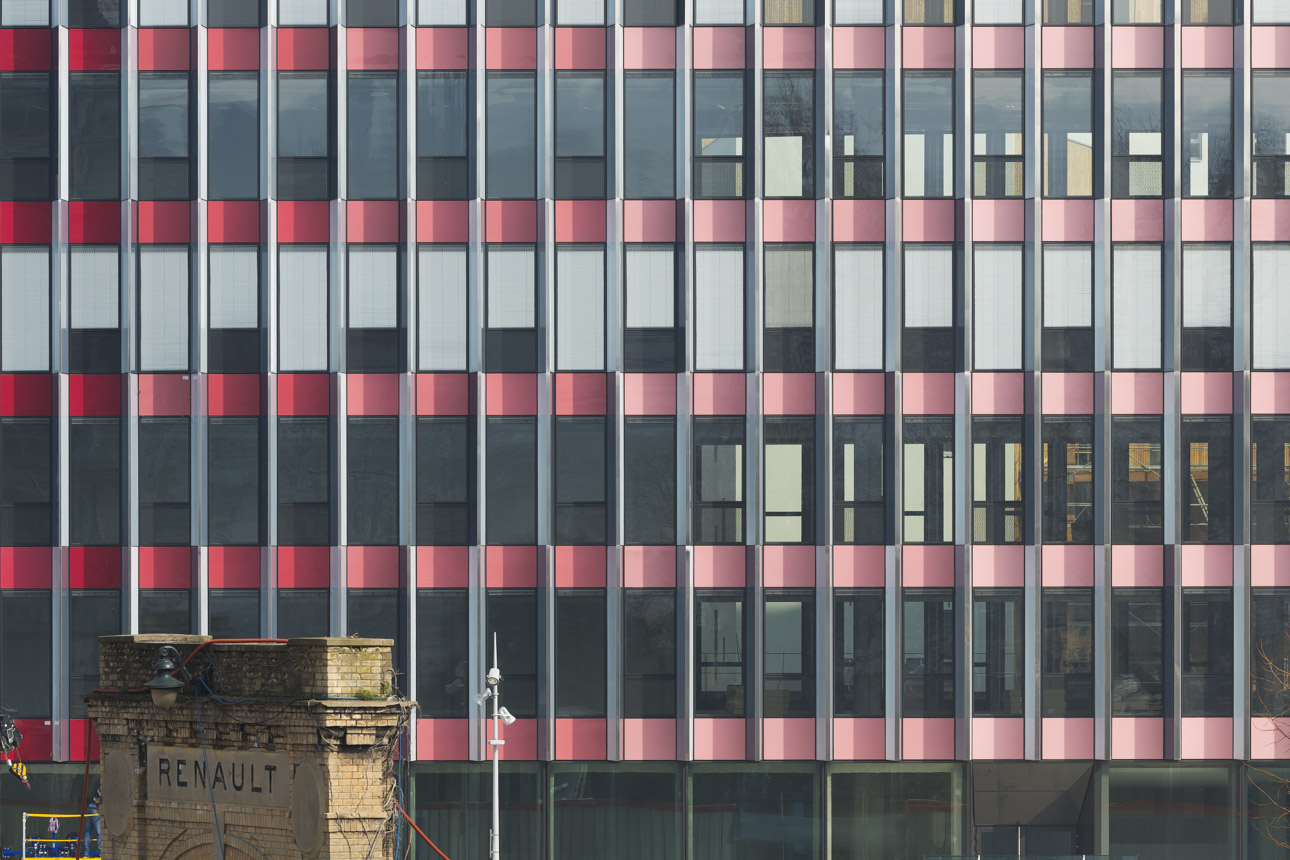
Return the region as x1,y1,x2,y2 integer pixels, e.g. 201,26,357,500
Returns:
1093,0,1113,762
886,0,903,760
1235,0,1253,761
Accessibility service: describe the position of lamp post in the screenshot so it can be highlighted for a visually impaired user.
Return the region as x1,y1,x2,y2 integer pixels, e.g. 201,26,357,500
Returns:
476,635,515,860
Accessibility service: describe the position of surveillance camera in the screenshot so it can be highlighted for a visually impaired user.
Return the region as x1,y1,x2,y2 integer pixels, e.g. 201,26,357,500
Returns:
485,667,501,687
475,690,492,706
498,707,516,726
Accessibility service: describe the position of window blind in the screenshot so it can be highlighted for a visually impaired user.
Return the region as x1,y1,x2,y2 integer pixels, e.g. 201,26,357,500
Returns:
1043,244,1093,328
974,0,1022,22
1,247,48,372
556,245,605,371
1182,245,1231,329
71,246,118,329
487,246,536,329
348,245,398,329
418,245,468,372
1255,0,1290,22
279,0,327,25
834,245,883,370
419,0,467,23
974,245,1023,370
904,244,953,328
764,245,813,329
2,0,48,25
558,0,605,24
834,0,883,23
1112,244,1162,369
694,0,743,23
695,245,744,370
139,246,189,371
625,245,674,329
139,0,187,25
1254,245,1290,368
279,245,328,371
209,246,258,330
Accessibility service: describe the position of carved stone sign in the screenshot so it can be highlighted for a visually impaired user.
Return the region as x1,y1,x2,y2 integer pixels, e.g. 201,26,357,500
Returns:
147,745,290,809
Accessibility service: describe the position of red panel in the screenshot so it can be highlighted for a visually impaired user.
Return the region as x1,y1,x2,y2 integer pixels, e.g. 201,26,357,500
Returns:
68,374,121,417
484,546,537,587
0,202,51,244
346,200,401,243
137,200,191,244
209,546,261,588
208,200,261,243
347,28,400,69
554,373,607,415
67,719,102,761
68,28,121,70
484,373,537,415
416,546,469,587
0,374,52,416
554,27,606,69
0,29,52,71
415,373,472,416
278,27,332,70
416,27,470,70
68,547,121,589
415,718,469,760
0,548,51,589
346,546,401,588
484,200,539,243
139,547,192,589
277,546,331,588
485,28,537,69
209,27,260,70
348,373,400,415
554,546,606,587
278,373,332,416
14,720,52,761
138,374,191,416
277,200,331,243
68,201,121,244
554,200,606,242
208,373,261,416
416,201,469,243
555,718,608,760
138,28,191,71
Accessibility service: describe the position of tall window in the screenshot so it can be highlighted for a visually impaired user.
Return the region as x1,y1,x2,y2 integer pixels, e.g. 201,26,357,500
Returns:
347,245,400,373
555,72,606,199
554,417,608,545
417,590,468,717
624,418,675,545
1042,243,1093,371
1181,244,1232,370
137,245,189,372
973,244,1022,370
1253,245,1290,368
138,73,190,200
694,244,744,371
624,244,678,372
140,589,190,634
1253,589,1290,715
68,0,119,25
903,72,954,198
834,245,883,370
209,417,261,546
487,72,537,199
70,590,118,717
834,590,883,716
138,417,189,546
624,590,676,717
348,72,399,200
485,0,536,24
555,590,606,716
904,417,954,545
279,245,328,372
556,245,605,371
624,72,675,200
70,418,120,546
69,72,120,201
696,590,744,716
0,418,51,546
903,243,955,372
486,418,536,545
485,244,537,372
0,246,50,372
1181,589,1233,717
348,589,407,683
1042,417,1094,544
972,418,1023,545
1042,72,1094,198
348,417,399,546
694,72,745,199
1111,417,1163,544
0,72,52,200
833,72,884,199
0,0,48,25
347,0,398,24
764,417,814,545
1254,72,1290,196
1111,588,1164,716
417,72,469,199
209,245,259,373
70,246,119,373
694,418,744,545
625,0,677,23
209,73,259,201
834,417,886,544
1252,417,1290,544
278,72,332,200
764,244,814,372
973,72,1023,198
764,72,814,199
277,417,330,546
973,590,1023,716
1112,244,1162,370
1,591,50,717
418,245,467,371
277,589,329,638
211,0,263,25
210,590,258,647
416,417,474,545
903,589,955,717
1112,72,1165,197
1042,589,1093,717
765,591,815,717
1181,416,1233,544
1183,72,1233,198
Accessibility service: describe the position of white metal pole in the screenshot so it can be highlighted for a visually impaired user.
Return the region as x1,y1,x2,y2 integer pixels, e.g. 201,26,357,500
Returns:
490,634,501,860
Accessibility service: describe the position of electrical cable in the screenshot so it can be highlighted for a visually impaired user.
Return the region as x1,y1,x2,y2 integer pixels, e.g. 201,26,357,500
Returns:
194,687,226,860
392,799,452,860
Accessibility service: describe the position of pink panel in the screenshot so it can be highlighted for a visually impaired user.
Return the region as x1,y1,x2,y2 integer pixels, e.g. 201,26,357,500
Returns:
1041,26,1094,68
554,27,605,69
902,27,955,68
485,546,538,587
489,718,537,759
694,718,745,760
694,545,746,587
0,202,49,244
1041,373,1094,415
971,717,1024,760
763,27,815,69
624,718,677,760
68,201,120,243
832,199,885,241
1111,717,1165,759
1180,198,1233,241
416,719,469,760
624,200,677,242
972,372,1025,415
833,27,885,69
763,546,815,588
692,27,745,69
555,200,606,242
416,546,469,588
1110,372,1163,414
485,27,537,69
278,373,331,416
972,545,1024,588
1111,199,1164,241
1181,717,1233,760
902,199,958,241
346,546,401,588
209,28,260,71
972,27,1025,69
347,200,401,243
209,200,261,243
277,200,330,243
1253,26,1290,68
764,372,815,415
417,200,470,243
554,545,607,587
1180,545,1234,587
833,373,887,415
1252,717,1290,759
554,372,608,415
137,201,191,243
833,545,885,588
1041,199,1095,242
1253,372,1290,414
484,200,538,243
693,372,746,415
624,27,676,69
1180,372,1234,414
138,374,191,416
67,719,101,763
1111,26,1164,68
485,373,537,415
693,199,746,242
0,548,51,589
210,547,260,589
833,717,885,759
277,546,330,588
416,27,470,69
277,27,332,70
348,373,400,416
763,718,815,760
416,373,472,416
1110,544,1165,587
763,200,815,242
1252,545,1290,587
1181,26,1234,67
903,372,955,415
1042,545,1095,588
903,545,955,588
347,28,399,70
14,721,51,762
1252,199,1290,241
138,28,190,70
624,373,676,415
1041,717,1095,760
972,199,1026,242
139,547,192,589
68,547,121,589
623,546,677,587
902,718,956,760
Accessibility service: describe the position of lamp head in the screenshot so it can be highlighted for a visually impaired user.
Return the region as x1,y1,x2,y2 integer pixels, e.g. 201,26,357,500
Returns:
475,690,492,707
485,667,501,688
498,707,516,726
144,646,186,710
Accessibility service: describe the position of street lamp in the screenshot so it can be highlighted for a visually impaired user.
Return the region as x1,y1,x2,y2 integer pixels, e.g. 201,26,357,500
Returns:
143,646,189,709
476,635,514,860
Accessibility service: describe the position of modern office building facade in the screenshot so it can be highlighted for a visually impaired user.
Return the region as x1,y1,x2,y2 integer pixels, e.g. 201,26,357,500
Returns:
1,0,1290,856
